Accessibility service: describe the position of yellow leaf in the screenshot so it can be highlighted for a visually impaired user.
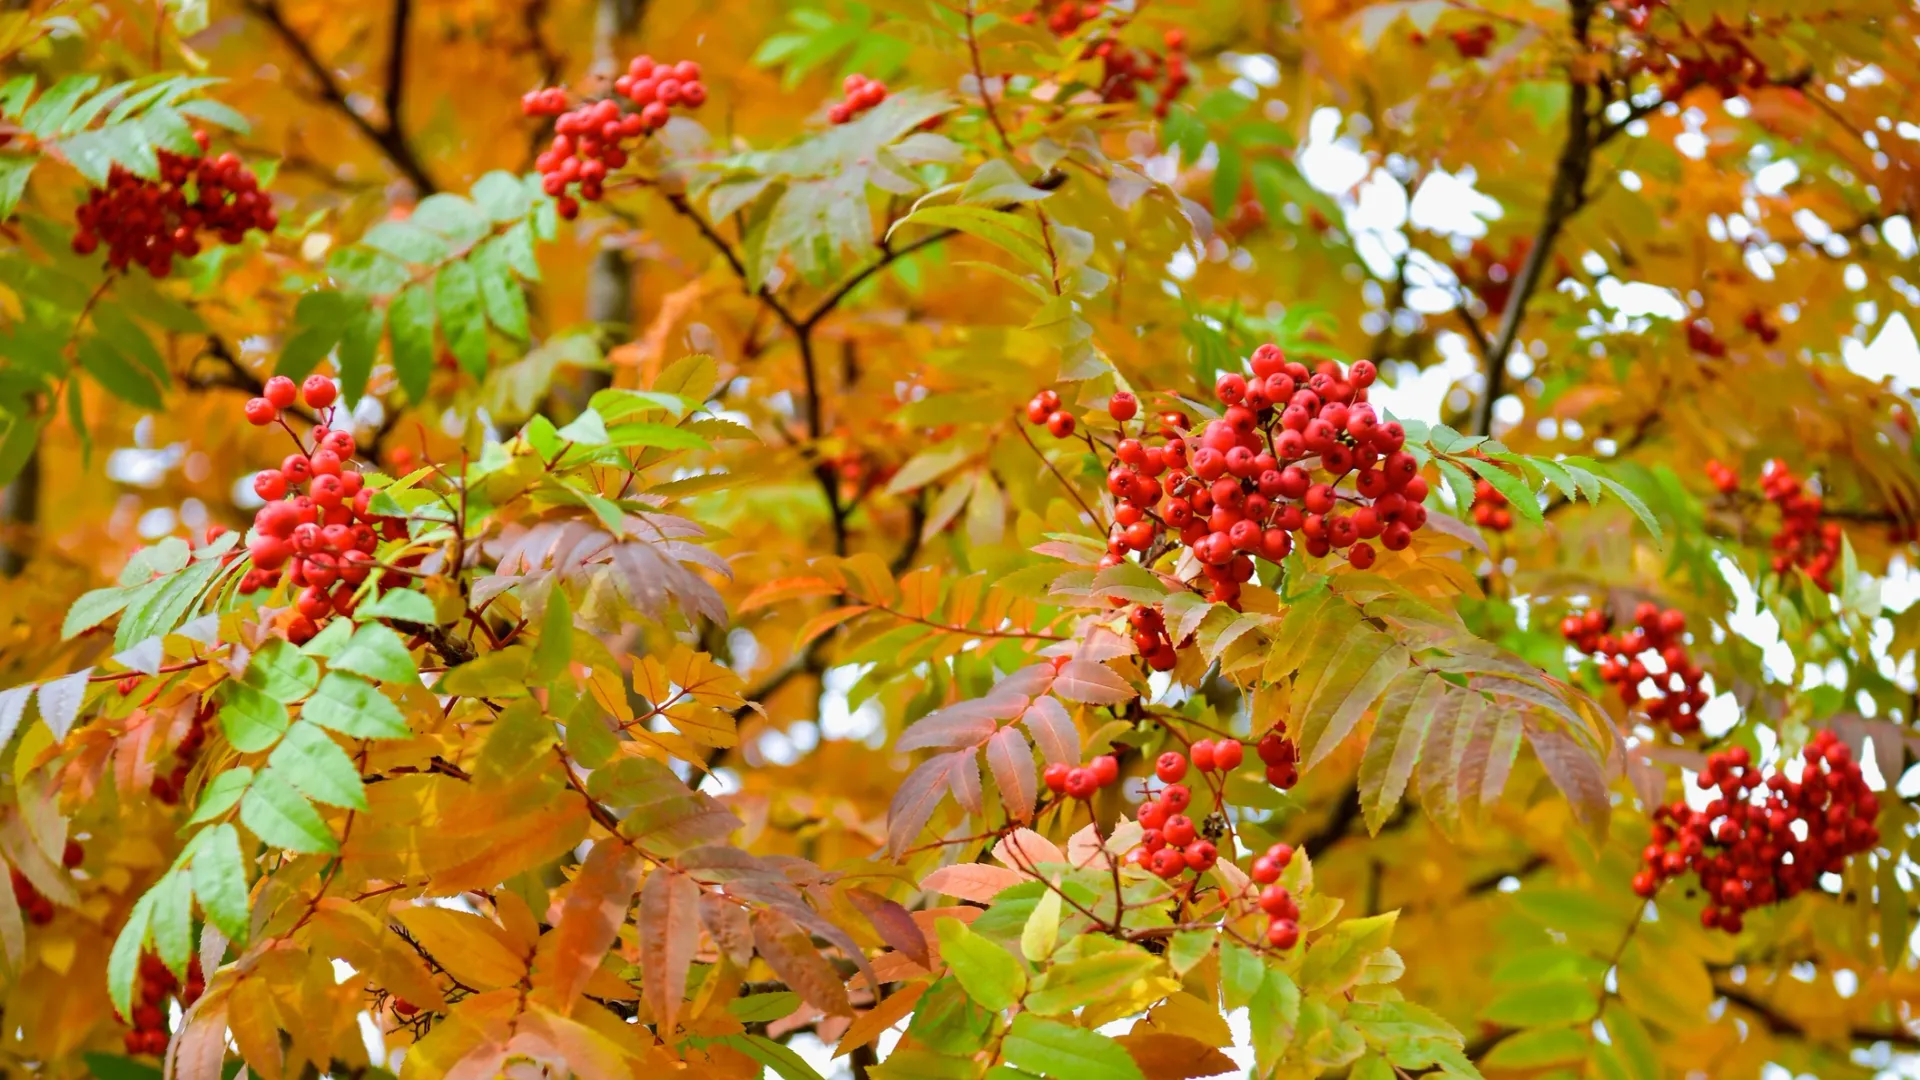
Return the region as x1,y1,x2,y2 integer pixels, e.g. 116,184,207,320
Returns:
228,976,285,1080
393,906,530,990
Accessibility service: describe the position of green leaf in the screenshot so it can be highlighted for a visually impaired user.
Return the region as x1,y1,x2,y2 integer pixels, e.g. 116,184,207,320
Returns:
434,261,489,377
473,237,530,340
22,75,101,136
218,681,291,753
238,769,336,853
176,97,250,134
1024,943,1163,1016
150,869,194,975
530,588,573,683
388,283,436,402
1478,979,1598,1027
107,891,154,1014
959,159,1055,206
187,766,254,825
471,170,532,222
190,823,249,942
1020,885,1061,963
1001,1014,1146,1080
438,646,532,699
1596,475,1664,547
329,623,419,684
906,977,995,1055
935,917,1026,1011
0,413,43,488
268,722,368,810
1301,912,1399,996
727,992,802,1023
710,1034,827,1080
245,638,320,701
335,302,385,405
80,1054,164,1080
62,586,130,640
358,588,439,623
303,673,411,739
303,620,356,662
364,220,451,264
79,337,164,409
1462,457,1542,524
1482,1026,1586,1068
0,156,34,219
888,205,1052,275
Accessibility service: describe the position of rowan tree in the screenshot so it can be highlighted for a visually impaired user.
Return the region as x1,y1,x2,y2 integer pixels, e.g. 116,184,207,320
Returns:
0,1,1917,1079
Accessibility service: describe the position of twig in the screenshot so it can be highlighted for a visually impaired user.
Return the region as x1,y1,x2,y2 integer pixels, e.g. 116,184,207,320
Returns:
963,1,1012,153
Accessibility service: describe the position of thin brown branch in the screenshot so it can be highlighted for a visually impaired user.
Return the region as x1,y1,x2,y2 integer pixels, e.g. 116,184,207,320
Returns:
245,0,438,195
963,1,1012,153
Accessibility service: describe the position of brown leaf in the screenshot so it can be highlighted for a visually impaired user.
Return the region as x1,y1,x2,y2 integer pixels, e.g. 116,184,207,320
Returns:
847,888,930,969
539,840,643,1012
834,981,929,1057
985,725,1036,822
700,893,754,968
639,867,702,1035
1114,1032,1242,1079
752,908,852,1017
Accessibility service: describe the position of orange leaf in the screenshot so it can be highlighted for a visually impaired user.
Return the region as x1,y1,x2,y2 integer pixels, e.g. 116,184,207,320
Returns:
919,863,1026,903
537,839,643,1012
834,980,929,1057
739,576,842,611
639,866,702,1034
794,603,872,650
1114,1033,1242,1080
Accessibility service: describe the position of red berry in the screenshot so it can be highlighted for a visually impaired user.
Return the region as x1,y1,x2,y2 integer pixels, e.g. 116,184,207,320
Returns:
263,375,298,408
1214,740,1243,770
1156,751,1188,783
244,397,278,426
1161,783,1191,813
1046,410,1076,438
1064,768,1096,800
1183,840,1217,872
301,375,337,409
1189,740,1216,772
248,535,291,570
253,469,288,500
1265,919,1299,949
1137,799,1169,830
1250,855,1282,884
1043,762,1070,793
1108,392,1138,421
1089,754,1119,787
1163,814,1196,847
1150,848,1186,879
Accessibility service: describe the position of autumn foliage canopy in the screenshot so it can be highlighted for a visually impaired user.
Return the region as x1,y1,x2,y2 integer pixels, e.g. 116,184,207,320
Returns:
2,1,1919,1078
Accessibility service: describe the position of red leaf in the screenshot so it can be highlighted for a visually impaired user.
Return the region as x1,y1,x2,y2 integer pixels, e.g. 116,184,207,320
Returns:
1524,716,1612,839
700,893,753,968
639,867,702,1035
985,725,1036,823
541,839,643,1011
896,698,1007,752
847,888,930,969
1052,659,1135,704
886,751,974,856
752,908,852,1017
1019,696,1079,765
919,863,1027,903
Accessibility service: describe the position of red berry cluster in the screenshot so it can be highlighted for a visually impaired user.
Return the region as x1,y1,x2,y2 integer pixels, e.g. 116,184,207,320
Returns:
7,840,80,925
148,701,210,804
123,952,204,1056
1686,319,1728,358
1021,0,1104,34
1449,25,1496,59
241,376,406,642
1742,308,1780,344
1632,734,1880,933
1130,775,1215,880
1126,603,1179,672
1086,30,1191,116
1042,753,1121,801
1067,345,1428,609
1256,727,1299,790
1248,842,1299,948
1561,604,1708,733
1472,478,1513,532
1652,21,1780,101
71,130,275,277
829,74,888,124
1704,458,1740,495
523,55,706,218
1759,459,1840,591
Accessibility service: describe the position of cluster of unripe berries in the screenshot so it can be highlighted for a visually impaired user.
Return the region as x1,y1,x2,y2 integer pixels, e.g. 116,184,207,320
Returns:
1248,842,1300,949
1472,478,1513,532
7,839,83,925
1042,753,1122,802
1561,603,1708,733
122,952,204,1056
522,55,706,218
1034,346,1431,608
1633,734,1880,933
71,130,275,277
241,376,405,643
829,74,888,124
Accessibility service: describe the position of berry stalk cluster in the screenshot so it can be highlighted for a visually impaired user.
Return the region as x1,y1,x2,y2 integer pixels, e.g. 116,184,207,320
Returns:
1634,734,1880,933
72,130,276,277
1560,603,1708,733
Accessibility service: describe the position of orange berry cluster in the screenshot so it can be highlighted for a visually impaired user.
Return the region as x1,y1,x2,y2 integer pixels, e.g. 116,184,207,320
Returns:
522,55,706,218
8,840,80,926
1560,603,1708,733
241,376,408,643
123,952,204,1056
1249,842,1299,948
1634,734,1880,933
1472,478,1513,532
829,74,888,124
71,130,276,277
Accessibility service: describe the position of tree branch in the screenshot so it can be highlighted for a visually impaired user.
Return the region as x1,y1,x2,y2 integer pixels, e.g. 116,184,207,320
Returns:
1471,0,1598,437
246,0,438,195
382,0,413,149
1715,980,1920,1050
